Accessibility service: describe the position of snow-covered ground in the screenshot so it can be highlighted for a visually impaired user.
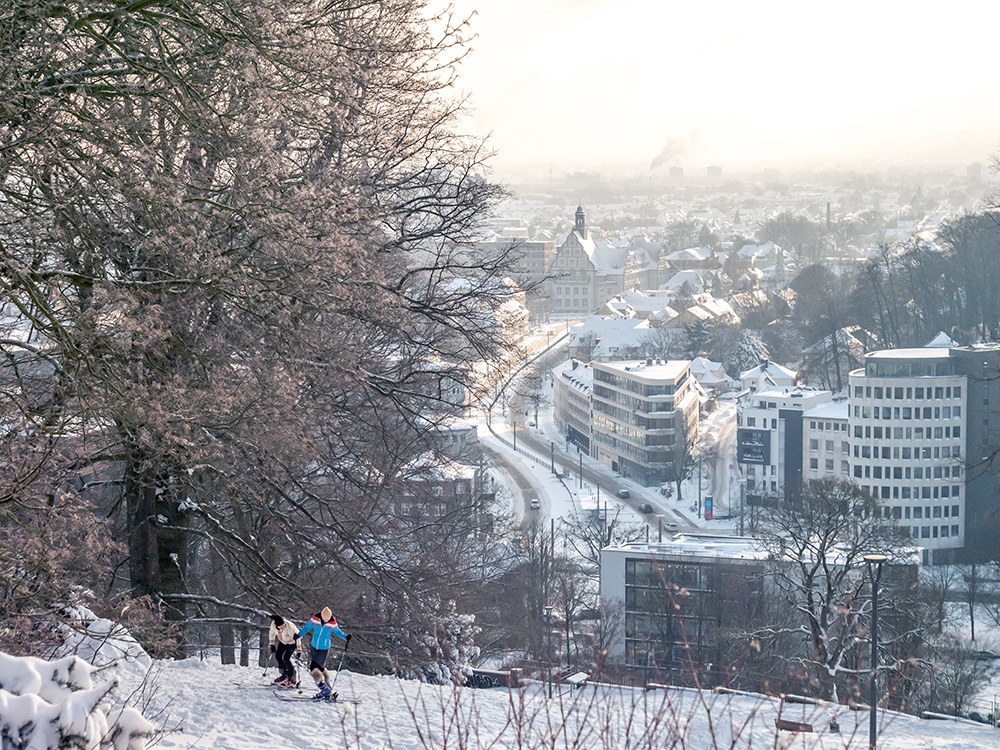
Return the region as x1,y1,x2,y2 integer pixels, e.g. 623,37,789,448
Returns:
123,657,1000,750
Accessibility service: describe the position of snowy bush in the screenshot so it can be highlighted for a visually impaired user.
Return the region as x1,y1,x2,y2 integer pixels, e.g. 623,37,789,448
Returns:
398,598,481,685
0,651,155,750
58,606,151,671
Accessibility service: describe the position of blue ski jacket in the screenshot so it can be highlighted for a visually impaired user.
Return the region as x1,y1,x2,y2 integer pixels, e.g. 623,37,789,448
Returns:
297,613,347,650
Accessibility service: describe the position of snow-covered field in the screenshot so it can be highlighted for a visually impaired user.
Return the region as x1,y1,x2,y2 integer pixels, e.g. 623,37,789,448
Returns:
122,658,999,750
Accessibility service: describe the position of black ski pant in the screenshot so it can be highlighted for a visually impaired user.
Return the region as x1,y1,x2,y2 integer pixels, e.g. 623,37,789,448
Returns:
275,642,296,681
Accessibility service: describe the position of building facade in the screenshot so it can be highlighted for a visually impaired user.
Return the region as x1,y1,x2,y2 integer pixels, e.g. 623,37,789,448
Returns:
600,537,764,687
848,349,968,563
736,386,833,499
590,358,700,486
547,206,624,313
552,358,593,451
803,400,851,482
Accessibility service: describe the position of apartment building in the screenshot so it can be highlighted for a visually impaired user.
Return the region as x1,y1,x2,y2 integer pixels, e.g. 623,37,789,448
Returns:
590,358,700,486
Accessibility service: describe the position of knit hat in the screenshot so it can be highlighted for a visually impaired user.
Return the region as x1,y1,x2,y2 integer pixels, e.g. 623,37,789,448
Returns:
320,607,332,622
270,614,284,627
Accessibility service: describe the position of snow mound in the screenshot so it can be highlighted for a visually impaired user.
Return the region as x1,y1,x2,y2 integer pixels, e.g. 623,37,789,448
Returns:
0,651,155,750
58,606,152,672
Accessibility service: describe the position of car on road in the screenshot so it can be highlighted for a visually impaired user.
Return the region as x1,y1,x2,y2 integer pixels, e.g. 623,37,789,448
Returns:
526,420,536,427
638,503,653,514
617,489,630,499
666,522,679,532
530,498,540,510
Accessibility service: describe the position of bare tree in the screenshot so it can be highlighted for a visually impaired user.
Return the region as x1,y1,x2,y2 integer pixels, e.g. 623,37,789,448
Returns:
0,0,525,660
753,478,916,702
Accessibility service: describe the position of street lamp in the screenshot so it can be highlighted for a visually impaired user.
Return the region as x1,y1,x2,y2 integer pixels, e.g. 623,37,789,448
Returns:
543,605,554,698
864,554,888,750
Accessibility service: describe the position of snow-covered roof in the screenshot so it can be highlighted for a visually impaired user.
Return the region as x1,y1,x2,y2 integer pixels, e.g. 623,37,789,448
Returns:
552,358,593,393
689,356,730,386
664,246,713,263
740,359,797,383
925,331,959,348
803,400,850,421
661,269,707,292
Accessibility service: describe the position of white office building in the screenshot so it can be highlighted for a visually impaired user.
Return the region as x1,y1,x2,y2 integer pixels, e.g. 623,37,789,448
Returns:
803,400,851,482
736,386,833,498
848,349,967,562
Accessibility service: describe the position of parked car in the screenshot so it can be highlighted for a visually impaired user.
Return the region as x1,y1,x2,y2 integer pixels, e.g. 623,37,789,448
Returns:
530,498,540,510
617,489,630,499
638,503,653,514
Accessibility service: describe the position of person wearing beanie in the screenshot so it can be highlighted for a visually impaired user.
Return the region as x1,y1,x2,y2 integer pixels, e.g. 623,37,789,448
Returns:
268,614,300,687
296,606,351,700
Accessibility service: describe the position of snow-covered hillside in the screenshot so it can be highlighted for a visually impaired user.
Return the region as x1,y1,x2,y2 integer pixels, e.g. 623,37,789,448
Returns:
123,658,998,750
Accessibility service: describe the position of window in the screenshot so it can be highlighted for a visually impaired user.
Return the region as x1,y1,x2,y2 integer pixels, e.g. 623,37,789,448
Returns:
854,425,863,438
903,407,911,420
941,526,949,538
810,458,818,470
914,507,922,519
933,506,942,518
922,526,930,538
825,459,834,471
747,417,755,427
855,386,864,398
842,441,850,454
810,439,819,451
935,387,944,399
895,387,904,399
874,387,883,399
825,440,834,453
954,426,961,438
955,386,962,398
952,525,959,536
842,460,850,474
954,406,961,417
915,387,924,399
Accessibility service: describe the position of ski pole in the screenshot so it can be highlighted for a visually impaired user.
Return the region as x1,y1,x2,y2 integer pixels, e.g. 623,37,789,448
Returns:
262,649,274,678
328,637,351,700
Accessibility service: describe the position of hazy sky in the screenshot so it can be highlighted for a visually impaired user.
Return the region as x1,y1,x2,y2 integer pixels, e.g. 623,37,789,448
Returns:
443,0,1000,175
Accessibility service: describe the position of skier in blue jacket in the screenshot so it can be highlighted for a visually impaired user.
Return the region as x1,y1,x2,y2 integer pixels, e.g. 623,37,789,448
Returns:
296,606,351,700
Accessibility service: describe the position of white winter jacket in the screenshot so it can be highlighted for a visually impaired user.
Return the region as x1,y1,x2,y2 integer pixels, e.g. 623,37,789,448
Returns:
269,620,298,647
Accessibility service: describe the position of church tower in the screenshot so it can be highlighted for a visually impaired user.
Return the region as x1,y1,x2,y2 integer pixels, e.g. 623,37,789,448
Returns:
574,204,587,239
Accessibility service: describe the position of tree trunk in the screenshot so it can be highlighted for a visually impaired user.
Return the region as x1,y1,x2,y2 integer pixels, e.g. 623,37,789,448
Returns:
240,626,250,666
126,455,189,658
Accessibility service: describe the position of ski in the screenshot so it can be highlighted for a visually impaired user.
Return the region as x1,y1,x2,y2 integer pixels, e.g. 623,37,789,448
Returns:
232,682,301,690
272,692,360,704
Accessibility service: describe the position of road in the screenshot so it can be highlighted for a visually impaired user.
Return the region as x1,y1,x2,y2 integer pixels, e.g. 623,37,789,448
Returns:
502,342,695,530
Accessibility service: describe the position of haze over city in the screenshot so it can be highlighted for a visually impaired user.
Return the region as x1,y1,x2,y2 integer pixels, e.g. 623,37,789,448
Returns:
446,0,1000,177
